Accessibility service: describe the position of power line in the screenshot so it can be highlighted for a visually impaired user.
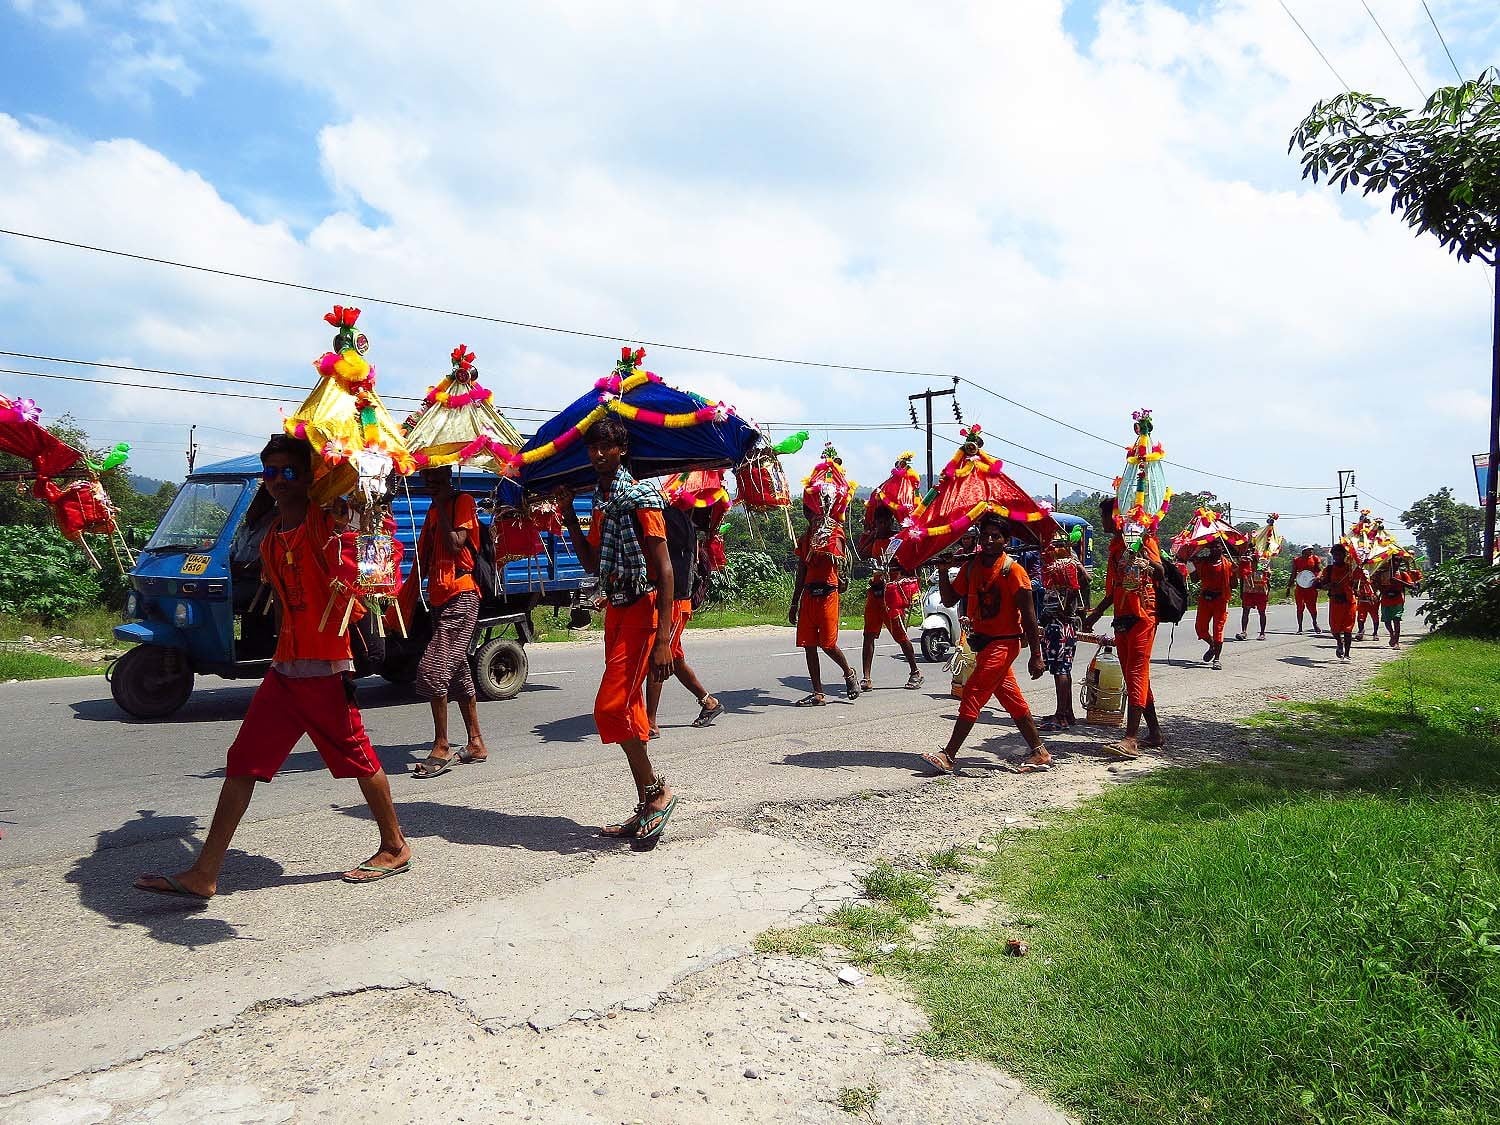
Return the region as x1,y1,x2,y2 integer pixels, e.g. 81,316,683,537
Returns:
0,233,1340,495
1419,0,1463,81
1360,0,1426,99
1277,0,1352,91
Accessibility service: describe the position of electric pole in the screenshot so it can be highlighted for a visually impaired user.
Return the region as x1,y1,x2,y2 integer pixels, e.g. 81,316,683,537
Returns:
186,425,198,474
907,378,959,490
1327,470,1357,539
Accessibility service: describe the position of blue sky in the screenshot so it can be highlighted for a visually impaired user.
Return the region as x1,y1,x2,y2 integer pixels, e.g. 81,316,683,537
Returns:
2,0,1499,538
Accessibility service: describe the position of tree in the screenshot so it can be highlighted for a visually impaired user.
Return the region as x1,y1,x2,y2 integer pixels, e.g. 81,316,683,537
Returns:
1402,487,1483,564
1291,70,1500,559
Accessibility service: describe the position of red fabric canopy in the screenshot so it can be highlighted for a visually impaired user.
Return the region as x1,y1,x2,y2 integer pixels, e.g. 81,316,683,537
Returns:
0,412,82,479
891,451,1059,571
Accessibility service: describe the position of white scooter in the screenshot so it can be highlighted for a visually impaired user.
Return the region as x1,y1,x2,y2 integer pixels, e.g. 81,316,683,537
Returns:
919,567,962,663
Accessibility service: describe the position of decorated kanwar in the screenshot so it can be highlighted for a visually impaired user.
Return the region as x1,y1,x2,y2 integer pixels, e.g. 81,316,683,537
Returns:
133,307,413,901
0,392,133,571
790,442,860,705
1083,408,1176,759
857,452,923,692
1237,513,1281,640
1170,505,1249,670
402,345,523,779
886,425,1058,775
523,347,758,846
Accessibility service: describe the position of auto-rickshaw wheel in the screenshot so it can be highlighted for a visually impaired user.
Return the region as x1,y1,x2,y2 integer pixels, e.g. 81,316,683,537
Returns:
110,645,194,719
472,637,527,701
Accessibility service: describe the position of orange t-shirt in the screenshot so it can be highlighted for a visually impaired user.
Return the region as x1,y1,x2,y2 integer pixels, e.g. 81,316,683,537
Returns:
958,552,1032,638
1324,563,1358,604
1107,535,1161,621
797,529,843,587
1196,556,1234,599
261,503,360,663
421,492,480,607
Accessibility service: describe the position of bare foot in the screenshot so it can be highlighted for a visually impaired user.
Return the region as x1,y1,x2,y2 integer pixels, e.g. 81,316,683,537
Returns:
343,842,412,883
134,869,215,899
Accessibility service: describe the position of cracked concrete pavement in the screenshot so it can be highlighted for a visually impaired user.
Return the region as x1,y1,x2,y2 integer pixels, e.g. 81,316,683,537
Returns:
0,612,1405,1121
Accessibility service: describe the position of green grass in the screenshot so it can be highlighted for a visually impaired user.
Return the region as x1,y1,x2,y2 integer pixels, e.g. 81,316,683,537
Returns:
894,636,1500,1125
0,648,102,679
835,1082,881,1118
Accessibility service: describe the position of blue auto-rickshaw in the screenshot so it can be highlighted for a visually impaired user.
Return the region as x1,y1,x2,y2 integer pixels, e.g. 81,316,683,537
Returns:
110,453,593,718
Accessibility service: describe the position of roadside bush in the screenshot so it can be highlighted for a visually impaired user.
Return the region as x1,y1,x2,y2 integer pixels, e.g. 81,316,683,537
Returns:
1419,559,1500,639
708,549,793,605
0,526,104,624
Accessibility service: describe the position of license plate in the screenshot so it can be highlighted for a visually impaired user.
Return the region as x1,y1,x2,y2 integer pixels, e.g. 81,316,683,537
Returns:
181,554,211,575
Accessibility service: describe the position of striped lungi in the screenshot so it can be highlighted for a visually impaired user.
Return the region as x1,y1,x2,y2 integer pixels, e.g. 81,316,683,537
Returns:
416,590,480,702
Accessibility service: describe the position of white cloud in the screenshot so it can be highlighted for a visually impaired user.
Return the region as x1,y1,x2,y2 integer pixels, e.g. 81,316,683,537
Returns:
1,0,1495,542
10,0,84,30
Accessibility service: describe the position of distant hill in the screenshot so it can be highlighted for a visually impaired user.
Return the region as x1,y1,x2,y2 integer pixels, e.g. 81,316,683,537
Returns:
127,473,175,495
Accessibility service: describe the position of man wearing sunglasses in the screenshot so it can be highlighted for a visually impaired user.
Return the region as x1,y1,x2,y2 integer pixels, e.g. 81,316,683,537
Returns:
134,435,410,900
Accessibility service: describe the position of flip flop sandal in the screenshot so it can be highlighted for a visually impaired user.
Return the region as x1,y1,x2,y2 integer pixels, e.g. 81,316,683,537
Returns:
1004,760,1054,774
648,727,661,740
343,860,411,884
456,747,488,764
411,752,455,779
634,796,679,850
1140,735,1167,750
1037,718,1072,733
794,694,827,707
135,874,211,902
600,805,646,839
859,678,873,692
904,673,925,690
844,671,861,701
1103,741,1141,759
920,751,955,775
691,700,725,727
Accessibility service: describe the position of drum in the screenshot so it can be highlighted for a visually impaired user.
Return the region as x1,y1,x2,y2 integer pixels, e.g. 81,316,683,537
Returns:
1295,569,1317,590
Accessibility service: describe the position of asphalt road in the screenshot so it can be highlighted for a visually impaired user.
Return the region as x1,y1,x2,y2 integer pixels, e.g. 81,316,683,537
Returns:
3,604,1369,868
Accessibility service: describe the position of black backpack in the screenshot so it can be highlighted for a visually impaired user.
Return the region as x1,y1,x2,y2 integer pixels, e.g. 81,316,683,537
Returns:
1155,558,1189,625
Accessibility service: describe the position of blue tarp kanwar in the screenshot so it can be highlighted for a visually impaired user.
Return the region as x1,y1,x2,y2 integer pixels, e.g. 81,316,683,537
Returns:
517,368,762,494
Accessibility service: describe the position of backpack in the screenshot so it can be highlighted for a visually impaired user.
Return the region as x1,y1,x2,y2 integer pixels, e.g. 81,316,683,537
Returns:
1154,559,1189,625
472,522,501,600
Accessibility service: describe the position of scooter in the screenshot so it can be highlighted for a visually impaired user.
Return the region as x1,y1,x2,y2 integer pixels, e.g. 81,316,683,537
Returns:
919,567,962,663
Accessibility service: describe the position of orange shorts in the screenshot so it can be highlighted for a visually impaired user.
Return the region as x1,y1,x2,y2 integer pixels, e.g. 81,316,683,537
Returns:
1294,587,1319,616
796,589,840,648
862,584,912,640
1114,618,1156,709
957,639,1032,723
226,669,381,782
669,598,692,661
1328,598,1357,634
593,592,659,745
1195,599,1229,645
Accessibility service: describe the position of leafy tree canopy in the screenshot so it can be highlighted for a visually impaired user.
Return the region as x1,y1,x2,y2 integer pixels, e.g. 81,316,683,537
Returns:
1290,69,1500,263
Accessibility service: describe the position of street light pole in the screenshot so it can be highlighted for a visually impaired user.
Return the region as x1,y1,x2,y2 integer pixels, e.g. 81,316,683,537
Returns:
1484,259,1499,562
907,379,958,491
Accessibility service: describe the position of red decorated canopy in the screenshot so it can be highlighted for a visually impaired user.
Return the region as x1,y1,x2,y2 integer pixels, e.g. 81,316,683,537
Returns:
890,429,1058,571
1169,507,1250,561
0,394,83,478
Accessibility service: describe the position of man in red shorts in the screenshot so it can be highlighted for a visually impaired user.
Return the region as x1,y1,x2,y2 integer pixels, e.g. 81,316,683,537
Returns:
646,504,723,735
134,435,410,900
790,502,859,704
1192,540,1234,670
858,504,923,692
558,416,678,846
1235,549,1271,641
1287,545,1323,634
920,513,1049,775
1083,498,1166,759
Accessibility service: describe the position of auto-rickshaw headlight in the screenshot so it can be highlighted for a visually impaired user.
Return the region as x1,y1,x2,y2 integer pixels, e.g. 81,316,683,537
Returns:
173,602,194,629
125,592,140,620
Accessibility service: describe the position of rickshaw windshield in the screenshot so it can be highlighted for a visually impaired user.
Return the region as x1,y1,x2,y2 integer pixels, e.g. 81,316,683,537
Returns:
145,480,245,552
